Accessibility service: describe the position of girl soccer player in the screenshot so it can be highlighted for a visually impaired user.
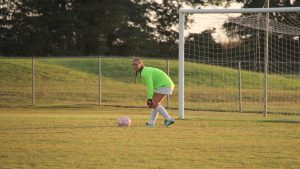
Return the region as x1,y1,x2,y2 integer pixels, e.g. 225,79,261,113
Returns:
132,58,175,127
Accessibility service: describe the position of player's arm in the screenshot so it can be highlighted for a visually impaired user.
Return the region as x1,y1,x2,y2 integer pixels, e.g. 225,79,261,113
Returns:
142,72,154,107
145,78,154,100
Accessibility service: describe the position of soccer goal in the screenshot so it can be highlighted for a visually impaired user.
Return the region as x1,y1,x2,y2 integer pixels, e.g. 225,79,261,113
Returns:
178,7,300,119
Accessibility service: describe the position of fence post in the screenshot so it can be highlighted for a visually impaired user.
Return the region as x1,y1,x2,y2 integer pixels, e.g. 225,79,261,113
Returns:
263,6,270,117
238,61,242,112
166,59,170,109
32,57,35,106
98,57,101,106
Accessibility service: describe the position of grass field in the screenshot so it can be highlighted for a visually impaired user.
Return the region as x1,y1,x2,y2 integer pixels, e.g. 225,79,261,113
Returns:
0,57,299,168
0,107,299,169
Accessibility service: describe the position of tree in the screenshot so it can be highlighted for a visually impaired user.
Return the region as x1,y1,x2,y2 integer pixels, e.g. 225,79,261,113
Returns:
5,0,291,57
0,0,158,56
0,0,77,56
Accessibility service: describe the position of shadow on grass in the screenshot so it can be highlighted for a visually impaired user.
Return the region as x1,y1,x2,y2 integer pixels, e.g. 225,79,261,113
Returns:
0,104,147,109
257,119,300,124
0,125,117,132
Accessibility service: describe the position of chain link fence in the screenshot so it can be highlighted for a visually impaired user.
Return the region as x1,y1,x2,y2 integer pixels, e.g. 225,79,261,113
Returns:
0,57,176,109
1,56,299,115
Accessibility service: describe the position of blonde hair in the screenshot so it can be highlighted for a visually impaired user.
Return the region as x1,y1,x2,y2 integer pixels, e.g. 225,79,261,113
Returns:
132,58,144,66
132,58,144,83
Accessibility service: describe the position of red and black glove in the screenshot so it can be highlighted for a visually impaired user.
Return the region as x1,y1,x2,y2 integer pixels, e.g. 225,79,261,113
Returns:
147,99,154,107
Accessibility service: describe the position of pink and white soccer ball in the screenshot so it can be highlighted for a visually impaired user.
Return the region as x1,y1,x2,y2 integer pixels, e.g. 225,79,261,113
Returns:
117,116,131,127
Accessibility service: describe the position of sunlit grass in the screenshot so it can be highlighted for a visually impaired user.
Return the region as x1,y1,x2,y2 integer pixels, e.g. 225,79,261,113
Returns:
0,58,299,168
0,107,299,169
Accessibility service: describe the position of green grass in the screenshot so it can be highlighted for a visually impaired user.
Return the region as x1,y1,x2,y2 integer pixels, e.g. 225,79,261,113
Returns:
0,57,299,114
0,107,299,169
0,58,299,168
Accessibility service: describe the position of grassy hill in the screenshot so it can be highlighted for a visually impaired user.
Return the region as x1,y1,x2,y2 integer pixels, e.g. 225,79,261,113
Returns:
0,57,299,114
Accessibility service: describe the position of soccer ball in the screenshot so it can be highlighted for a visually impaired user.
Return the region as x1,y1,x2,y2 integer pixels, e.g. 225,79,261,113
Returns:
117,116,131,127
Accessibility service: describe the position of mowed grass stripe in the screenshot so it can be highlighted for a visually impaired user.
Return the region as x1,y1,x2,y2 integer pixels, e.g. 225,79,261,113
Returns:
0,107,299,169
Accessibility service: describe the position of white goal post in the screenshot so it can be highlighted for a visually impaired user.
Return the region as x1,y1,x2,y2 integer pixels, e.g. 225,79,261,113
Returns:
178,7,300,119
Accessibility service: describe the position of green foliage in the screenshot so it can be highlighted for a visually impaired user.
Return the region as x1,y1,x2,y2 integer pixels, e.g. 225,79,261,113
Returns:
236,0,298,8
0,0,243,57
0,0,182,57
1,0,299,57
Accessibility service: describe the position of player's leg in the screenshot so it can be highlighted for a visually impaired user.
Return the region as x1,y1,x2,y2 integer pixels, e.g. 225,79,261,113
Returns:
146,109,158,127
145,93,164,127
151,93,174,126
151,92,166,107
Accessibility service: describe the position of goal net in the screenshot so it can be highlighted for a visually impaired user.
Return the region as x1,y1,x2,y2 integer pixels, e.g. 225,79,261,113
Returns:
178,7,300,118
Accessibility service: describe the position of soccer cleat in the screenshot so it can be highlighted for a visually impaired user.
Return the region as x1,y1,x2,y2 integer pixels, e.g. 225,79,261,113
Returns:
164,119,168,125
145,123,154,128
164,119,175,126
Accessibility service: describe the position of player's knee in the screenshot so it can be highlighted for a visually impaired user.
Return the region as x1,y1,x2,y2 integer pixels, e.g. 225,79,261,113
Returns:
150,103,159,108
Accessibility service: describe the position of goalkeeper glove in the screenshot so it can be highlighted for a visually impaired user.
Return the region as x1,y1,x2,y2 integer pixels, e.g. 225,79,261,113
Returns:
147,99,154,107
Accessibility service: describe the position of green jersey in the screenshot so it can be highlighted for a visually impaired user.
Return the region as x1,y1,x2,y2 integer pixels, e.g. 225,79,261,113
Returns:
140,66,174,99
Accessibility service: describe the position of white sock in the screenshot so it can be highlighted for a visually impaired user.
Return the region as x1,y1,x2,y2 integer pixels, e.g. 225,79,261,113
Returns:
148,109,158,125
156,104,172,121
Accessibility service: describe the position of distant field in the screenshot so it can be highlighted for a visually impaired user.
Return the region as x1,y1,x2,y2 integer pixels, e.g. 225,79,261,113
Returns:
0,57,299,114
0,107,299,169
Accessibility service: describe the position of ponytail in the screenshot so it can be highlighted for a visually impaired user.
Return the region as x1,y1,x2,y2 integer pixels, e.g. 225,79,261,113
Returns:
133,58,144,83
135,67,143,83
